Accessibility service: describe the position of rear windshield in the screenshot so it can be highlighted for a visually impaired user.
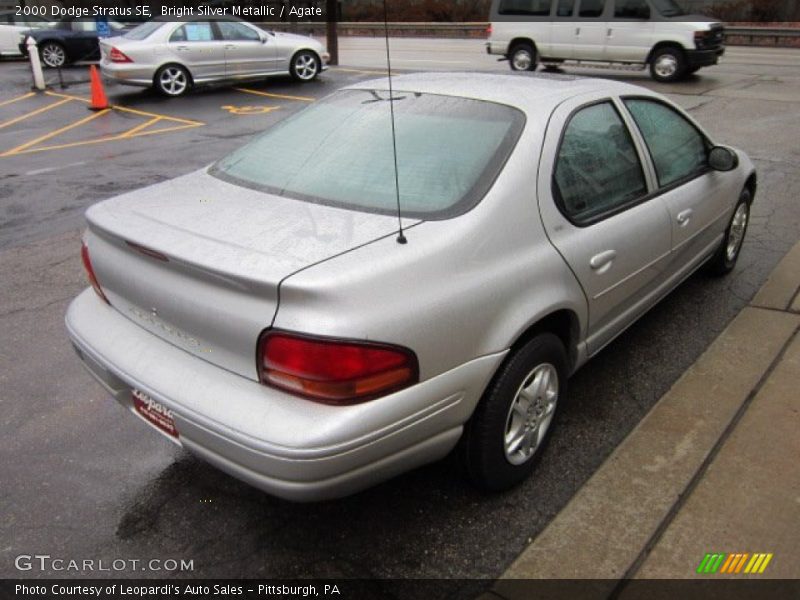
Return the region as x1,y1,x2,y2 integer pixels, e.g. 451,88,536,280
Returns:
210,89,525,219
124,21,163,40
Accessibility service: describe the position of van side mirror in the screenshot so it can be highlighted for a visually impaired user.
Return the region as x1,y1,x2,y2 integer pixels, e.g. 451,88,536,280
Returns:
708,146,738,172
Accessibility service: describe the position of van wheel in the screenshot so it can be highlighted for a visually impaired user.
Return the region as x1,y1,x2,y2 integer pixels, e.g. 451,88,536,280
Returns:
461,333,567,491
649,47,687,83
509,43,537,72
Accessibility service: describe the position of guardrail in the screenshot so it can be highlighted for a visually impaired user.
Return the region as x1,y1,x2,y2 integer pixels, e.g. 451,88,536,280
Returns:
261,22,800,46
726,26,800,46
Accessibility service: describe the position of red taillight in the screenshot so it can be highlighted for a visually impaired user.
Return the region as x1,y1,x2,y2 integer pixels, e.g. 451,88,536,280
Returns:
258,332,418,404
109,47,132,63
81,241,109,304
486,24,493,36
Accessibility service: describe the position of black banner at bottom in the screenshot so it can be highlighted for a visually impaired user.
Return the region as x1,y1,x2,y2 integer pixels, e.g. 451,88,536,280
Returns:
2,579,800,600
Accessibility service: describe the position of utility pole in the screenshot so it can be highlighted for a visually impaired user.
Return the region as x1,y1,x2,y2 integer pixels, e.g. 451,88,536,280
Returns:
326,0,339,65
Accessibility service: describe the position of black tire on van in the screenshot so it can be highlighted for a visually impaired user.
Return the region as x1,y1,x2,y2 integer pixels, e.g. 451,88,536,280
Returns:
649,46,687,83
509,42,537,72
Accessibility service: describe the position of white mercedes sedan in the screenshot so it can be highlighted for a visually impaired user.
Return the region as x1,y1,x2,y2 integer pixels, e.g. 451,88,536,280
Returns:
66,73,755,500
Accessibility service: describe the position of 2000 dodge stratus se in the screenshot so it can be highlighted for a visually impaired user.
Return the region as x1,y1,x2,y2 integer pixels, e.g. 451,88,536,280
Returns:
66,73,756,501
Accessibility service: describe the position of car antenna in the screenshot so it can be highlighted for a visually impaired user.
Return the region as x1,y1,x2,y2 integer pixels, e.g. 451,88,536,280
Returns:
382,0,407,244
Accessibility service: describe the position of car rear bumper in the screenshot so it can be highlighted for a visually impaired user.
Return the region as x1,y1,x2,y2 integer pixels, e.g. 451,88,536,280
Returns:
100,62,155,87
65,289,504,501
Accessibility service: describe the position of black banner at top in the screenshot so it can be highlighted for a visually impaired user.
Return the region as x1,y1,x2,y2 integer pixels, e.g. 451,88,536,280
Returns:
10,1,800,24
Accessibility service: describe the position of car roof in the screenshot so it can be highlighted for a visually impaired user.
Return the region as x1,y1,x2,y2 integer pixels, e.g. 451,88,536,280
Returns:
345,72,650,117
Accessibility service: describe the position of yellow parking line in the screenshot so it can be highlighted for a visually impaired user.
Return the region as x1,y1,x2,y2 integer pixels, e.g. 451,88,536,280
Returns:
44,90,204,126
1,109,110,157
0,98,71,131
235,88,314,102
5,120,201,157
124,123,201,138
120,116,162,138
0,91,36,108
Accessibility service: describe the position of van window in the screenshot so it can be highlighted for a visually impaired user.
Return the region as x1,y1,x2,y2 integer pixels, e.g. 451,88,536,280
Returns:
614,0,650,18
498,0,552,15
556,0,575,16
578,0,606,17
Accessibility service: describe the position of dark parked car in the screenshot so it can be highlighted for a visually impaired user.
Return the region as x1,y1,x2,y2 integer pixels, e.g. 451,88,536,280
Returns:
19,18,128,68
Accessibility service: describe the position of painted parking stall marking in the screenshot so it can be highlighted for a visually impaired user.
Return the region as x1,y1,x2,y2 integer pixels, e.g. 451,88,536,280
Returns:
0,91,203,158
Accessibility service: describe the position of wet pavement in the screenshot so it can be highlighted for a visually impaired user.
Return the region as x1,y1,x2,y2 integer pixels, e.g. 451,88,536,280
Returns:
1,44,799,589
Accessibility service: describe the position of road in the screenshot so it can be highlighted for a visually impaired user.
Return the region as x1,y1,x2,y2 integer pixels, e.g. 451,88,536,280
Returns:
1,41,799,590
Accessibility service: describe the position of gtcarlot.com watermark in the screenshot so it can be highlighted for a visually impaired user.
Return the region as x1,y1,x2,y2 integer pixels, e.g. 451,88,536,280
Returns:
14,554,194,573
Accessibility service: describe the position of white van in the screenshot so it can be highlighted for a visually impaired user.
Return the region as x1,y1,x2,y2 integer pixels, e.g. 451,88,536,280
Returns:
487,0,725,82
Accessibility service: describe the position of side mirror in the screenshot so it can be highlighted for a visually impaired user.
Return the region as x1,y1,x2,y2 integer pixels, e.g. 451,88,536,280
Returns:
260,34,268,44
708,146,738,172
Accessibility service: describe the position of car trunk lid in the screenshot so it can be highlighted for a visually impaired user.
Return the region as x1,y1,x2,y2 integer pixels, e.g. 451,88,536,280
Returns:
84,168,418,380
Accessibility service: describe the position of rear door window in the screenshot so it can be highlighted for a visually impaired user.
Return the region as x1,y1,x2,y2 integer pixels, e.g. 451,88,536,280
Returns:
554,101,648,224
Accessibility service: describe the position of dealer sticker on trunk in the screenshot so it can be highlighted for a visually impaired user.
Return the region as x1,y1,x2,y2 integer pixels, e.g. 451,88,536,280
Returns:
132,389,179,440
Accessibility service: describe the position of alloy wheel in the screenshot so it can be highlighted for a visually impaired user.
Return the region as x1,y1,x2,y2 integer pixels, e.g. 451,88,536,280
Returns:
503,363,559,466
159,67,188,96
294,54,318,81
41,44,65,68
726,202,748,262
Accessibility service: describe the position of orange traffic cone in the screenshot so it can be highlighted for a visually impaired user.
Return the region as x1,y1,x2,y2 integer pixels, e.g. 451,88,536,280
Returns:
88,65,109,111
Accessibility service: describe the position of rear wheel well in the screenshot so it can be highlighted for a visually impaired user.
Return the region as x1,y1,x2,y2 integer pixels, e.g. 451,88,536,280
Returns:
508,37,537,56
154,62,193,86
509,310,579,372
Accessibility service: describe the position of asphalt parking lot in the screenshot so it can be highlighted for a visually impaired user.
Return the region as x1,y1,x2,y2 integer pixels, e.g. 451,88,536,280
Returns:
1,43,800,590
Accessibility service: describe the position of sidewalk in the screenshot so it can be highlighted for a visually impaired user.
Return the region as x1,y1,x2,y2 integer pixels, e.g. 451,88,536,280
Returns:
487,240,800,596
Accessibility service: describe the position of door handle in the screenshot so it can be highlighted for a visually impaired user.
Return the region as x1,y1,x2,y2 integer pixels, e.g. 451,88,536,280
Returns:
590,250,617,273
607,28,613,37
575,27,581,36
676,209,693,226
176,45,188,51
225,44,236,49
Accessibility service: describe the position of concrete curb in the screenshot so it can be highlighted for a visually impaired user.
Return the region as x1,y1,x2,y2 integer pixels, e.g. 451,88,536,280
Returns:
489,240,800,595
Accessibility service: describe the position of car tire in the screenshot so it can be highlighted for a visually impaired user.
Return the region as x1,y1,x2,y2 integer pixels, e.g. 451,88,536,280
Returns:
649,46,687,83
461,333,567,491
154,64,191,97
290,50,320,82
40,41,67,69
509,43,537,72
706,189,751,276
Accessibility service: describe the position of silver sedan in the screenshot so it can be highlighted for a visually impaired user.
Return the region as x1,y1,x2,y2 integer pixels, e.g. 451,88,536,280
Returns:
66,73,755,500
99,18,329,96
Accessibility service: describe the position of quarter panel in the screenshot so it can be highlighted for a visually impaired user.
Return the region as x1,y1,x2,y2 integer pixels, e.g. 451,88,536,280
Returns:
274,126,588,382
